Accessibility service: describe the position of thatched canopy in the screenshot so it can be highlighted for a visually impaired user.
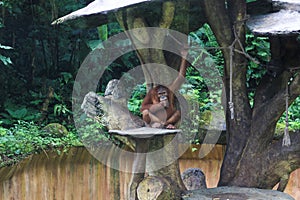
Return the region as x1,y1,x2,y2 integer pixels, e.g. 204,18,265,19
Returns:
51,0,155,28
247,0,300,36
52,0,300,36
52,0,205,31
272,0,300,11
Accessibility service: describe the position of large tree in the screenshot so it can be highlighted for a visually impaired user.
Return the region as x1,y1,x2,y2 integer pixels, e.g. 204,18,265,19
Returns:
203,0,300,191
53,0,300,194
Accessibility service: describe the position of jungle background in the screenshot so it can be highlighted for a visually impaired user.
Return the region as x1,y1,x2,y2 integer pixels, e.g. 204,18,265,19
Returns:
0,0,300,187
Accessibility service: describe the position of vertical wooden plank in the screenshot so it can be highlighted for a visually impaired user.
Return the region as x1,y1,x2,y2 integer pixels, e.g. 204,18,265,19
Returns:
285,169,300,200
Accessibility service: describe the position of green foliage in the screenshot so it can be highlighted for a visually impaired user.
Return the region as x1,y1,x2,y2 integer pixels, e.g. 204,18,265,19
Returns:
54,104,72,117
97,24,108,41
0,0,98,124
0,44,13,65
0,101,40,125
276,121,300,137
188,24,223,112
189,23,224,73
278,96,300,128
76,117,110,147
0,32,13,66
5,108,29,119
0,0,133,129
27,72,74,125
0,121,82,166
244,33,270,107
0,54,12,66
287,96,300,123
128,84,147,116
245,33,270,91
0,44,12,50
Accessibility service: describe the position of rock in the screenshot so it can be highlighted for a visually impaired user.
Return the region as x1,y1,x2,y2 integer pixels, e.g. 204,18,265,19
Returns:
43,123,68,137
182,186,295,200
104,79,120,97
181,168,207,190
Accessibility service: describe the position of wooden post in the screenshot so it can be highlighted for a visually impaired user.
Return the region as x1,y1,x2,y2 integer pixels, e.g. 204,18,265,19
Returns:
128,138,149,200
109,127,185,200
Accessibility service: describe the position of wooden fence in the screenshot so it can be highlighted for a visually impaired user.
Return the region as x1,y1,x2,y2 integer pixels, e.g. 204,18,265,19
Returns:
0,145,299,200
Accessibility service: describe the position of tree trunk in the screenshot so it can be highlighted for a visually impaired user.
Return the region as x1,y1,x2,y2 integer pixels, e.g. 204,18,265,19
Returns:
114,2,190,198
79,0,300,194
115,2,177,87
204,0,300,190
112,0,300,192
137,176,181,200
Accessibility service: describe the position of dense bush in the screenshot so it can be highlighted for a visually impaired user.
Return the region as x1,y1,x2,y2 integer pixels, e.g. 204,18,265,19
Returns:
0,121,82,166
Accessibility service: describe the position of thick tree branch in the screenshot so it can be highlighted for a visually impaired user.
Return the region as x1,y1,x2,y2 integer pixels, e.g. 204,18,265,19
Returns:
171,0,189,34
250,35,300,151
254,36,296,108
228,0,247,24
116,3,177,87
253,71,291,123
259,133,300,190
254,35,300,107
204,0,252,186
159,2,175,28
203,0,232,47
254,71,290,112
230,132,300,189
250,73,300,151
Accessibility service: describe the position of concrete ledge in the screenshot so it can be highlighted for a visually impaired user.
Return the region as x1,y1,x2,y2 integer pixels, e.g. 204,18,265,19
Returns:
182,186,295,200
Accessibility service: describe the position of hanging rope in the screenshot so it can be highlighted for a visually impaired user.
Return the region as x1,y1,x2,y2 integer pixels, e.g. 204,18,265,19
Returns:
228,42,235,120
282,81,291,147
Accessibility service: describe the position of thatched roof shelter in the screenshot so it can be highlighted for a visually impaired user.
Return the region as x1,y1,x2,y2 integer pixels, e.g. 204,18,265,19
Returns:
52,0,205,32
52,0,300,37
247,0,300,36
52,0,154,28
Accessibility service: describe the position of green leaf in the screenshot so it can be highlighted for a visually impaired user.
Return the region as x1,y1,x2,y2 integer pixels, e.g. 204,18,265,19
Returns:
86,40,104,50
23,115,36,121
53,92,62,101
0,112,11,118
0,54,12,65
97,24,108,41
245,45,254,52
192,147,198,152
0,44,13,50
258,51,268,57
60,72,73,84
1,118,13,125
30,99,43,105
5,108,28,119
54,104,61,116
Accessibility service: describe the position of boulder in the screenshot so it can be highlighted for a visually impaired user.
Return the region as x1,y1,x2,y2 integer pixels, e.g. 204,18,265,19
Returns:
181,168,207,190
43,123,68,137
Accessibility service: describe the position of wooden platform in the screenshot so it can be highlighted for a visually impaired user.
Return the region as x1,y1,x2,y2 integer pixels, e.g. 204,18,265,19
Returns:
247,10,300,35
109,127,181,138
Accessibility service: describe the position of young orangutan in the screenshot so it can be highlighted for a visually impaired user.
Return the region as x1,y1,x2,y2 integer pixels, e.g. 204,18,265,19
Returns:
140,46,188,129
